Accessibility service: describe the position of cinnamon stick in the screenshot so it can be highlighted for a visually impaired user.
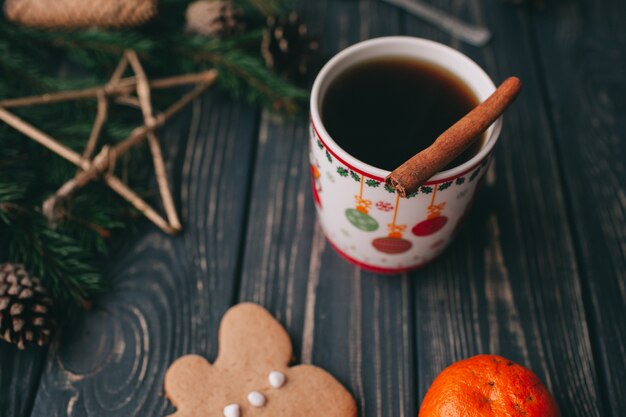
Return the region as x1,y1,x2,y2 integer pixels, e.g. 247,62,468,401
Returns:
385,76,522,197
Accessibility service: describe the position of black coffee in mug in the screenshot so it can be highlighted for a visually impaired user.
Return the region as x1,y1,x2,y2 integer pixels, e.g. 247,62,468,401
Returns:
321,56,484,171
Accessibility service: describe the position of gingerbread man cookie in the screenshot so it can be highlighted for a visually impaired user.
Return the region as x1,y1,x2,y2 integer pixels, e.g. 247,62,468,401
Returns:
164,303,357,417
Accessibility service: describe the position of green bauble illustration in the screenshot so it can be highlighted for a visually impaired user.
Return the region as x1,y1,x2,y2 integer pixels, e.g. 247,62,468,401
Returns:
345,208,379,232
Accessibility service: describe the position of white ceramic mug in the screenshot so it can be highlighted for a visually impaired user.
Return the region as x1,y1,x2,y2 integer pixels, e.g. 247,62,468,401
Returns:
309,37,502,273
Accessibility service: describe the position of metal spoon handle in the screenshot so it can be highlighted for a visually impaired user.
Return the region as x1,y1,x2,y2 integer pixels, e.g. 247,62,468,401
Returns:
382,0,492,47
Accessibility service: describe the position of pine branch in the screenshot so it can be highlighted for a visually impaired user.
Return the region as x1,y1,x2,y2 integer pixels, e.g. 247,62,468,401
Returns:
210,50,307,112
0,184,104,310
18,222,103,309
0,14,309,111
0,0,308,316
0,38,50,95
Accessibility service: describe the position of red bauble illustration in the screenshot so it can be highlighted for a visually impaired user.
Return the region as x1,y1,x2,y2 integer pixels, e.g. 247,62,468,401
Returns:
310,164,322,209
372,193,411,254
372,237,412,254
310,177,321,208
412,216,448,236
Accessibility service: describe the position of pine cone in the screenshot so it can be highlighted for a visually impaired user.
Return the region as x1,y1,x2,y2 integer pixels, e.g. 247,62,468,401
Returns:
0,263,54,350
261,12,319,81
185,0,245,37
4,0,157,29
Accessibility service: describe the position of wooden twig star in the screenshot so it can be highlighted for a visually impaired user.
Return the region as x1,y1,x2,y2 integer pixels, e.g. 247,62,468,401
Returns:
0,50,218,234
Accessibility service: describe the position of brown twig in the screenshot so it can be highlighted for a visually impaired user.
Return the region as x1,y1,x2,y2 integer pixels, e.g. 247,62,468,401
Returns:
0,53,218,234
114,95,141,108
42,74,215,229
82,90,108,162
0,71,217,108
385,77,522,197
126,50,182,231
0,106,88,169
66,214,111,239
50,78,214,230
109,53,129,86
126,51,155,124
104,175,176,234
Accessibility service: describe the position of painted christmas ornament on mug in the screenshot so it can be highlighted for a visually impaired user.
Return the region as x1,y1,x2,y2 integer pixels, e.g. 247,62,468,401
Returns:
345,176,378,232
412,185,448,236
372,194,412,254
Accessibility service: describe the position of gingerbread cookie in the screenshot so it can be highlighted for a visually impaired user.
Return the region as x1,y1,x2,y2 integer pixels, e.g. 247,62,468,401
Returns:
164,303,357,417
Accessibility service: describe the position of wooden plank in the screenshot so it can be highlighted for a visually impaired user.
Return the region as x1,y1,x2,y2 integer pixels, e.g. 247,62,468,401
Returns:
238,1,416,416
27,92,259,416
529,1,626,415
0,346,46,417
403,1,603,416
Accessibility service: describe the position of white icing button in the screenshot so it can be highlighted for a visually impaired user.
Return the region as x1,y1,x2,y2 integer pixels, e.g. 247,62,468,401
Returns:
268,371,286,388
247,391,266,407
223,404,240,417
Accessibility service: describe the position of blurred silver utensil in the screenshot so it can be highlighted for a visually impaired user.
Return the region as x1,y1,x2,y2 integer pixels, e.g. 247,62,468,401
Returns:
382,0,492,46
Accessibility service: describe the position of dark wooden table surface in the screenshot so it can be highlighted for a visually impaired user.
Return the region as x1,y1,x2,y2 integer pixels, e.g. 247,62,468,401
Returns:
1,0,625,416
